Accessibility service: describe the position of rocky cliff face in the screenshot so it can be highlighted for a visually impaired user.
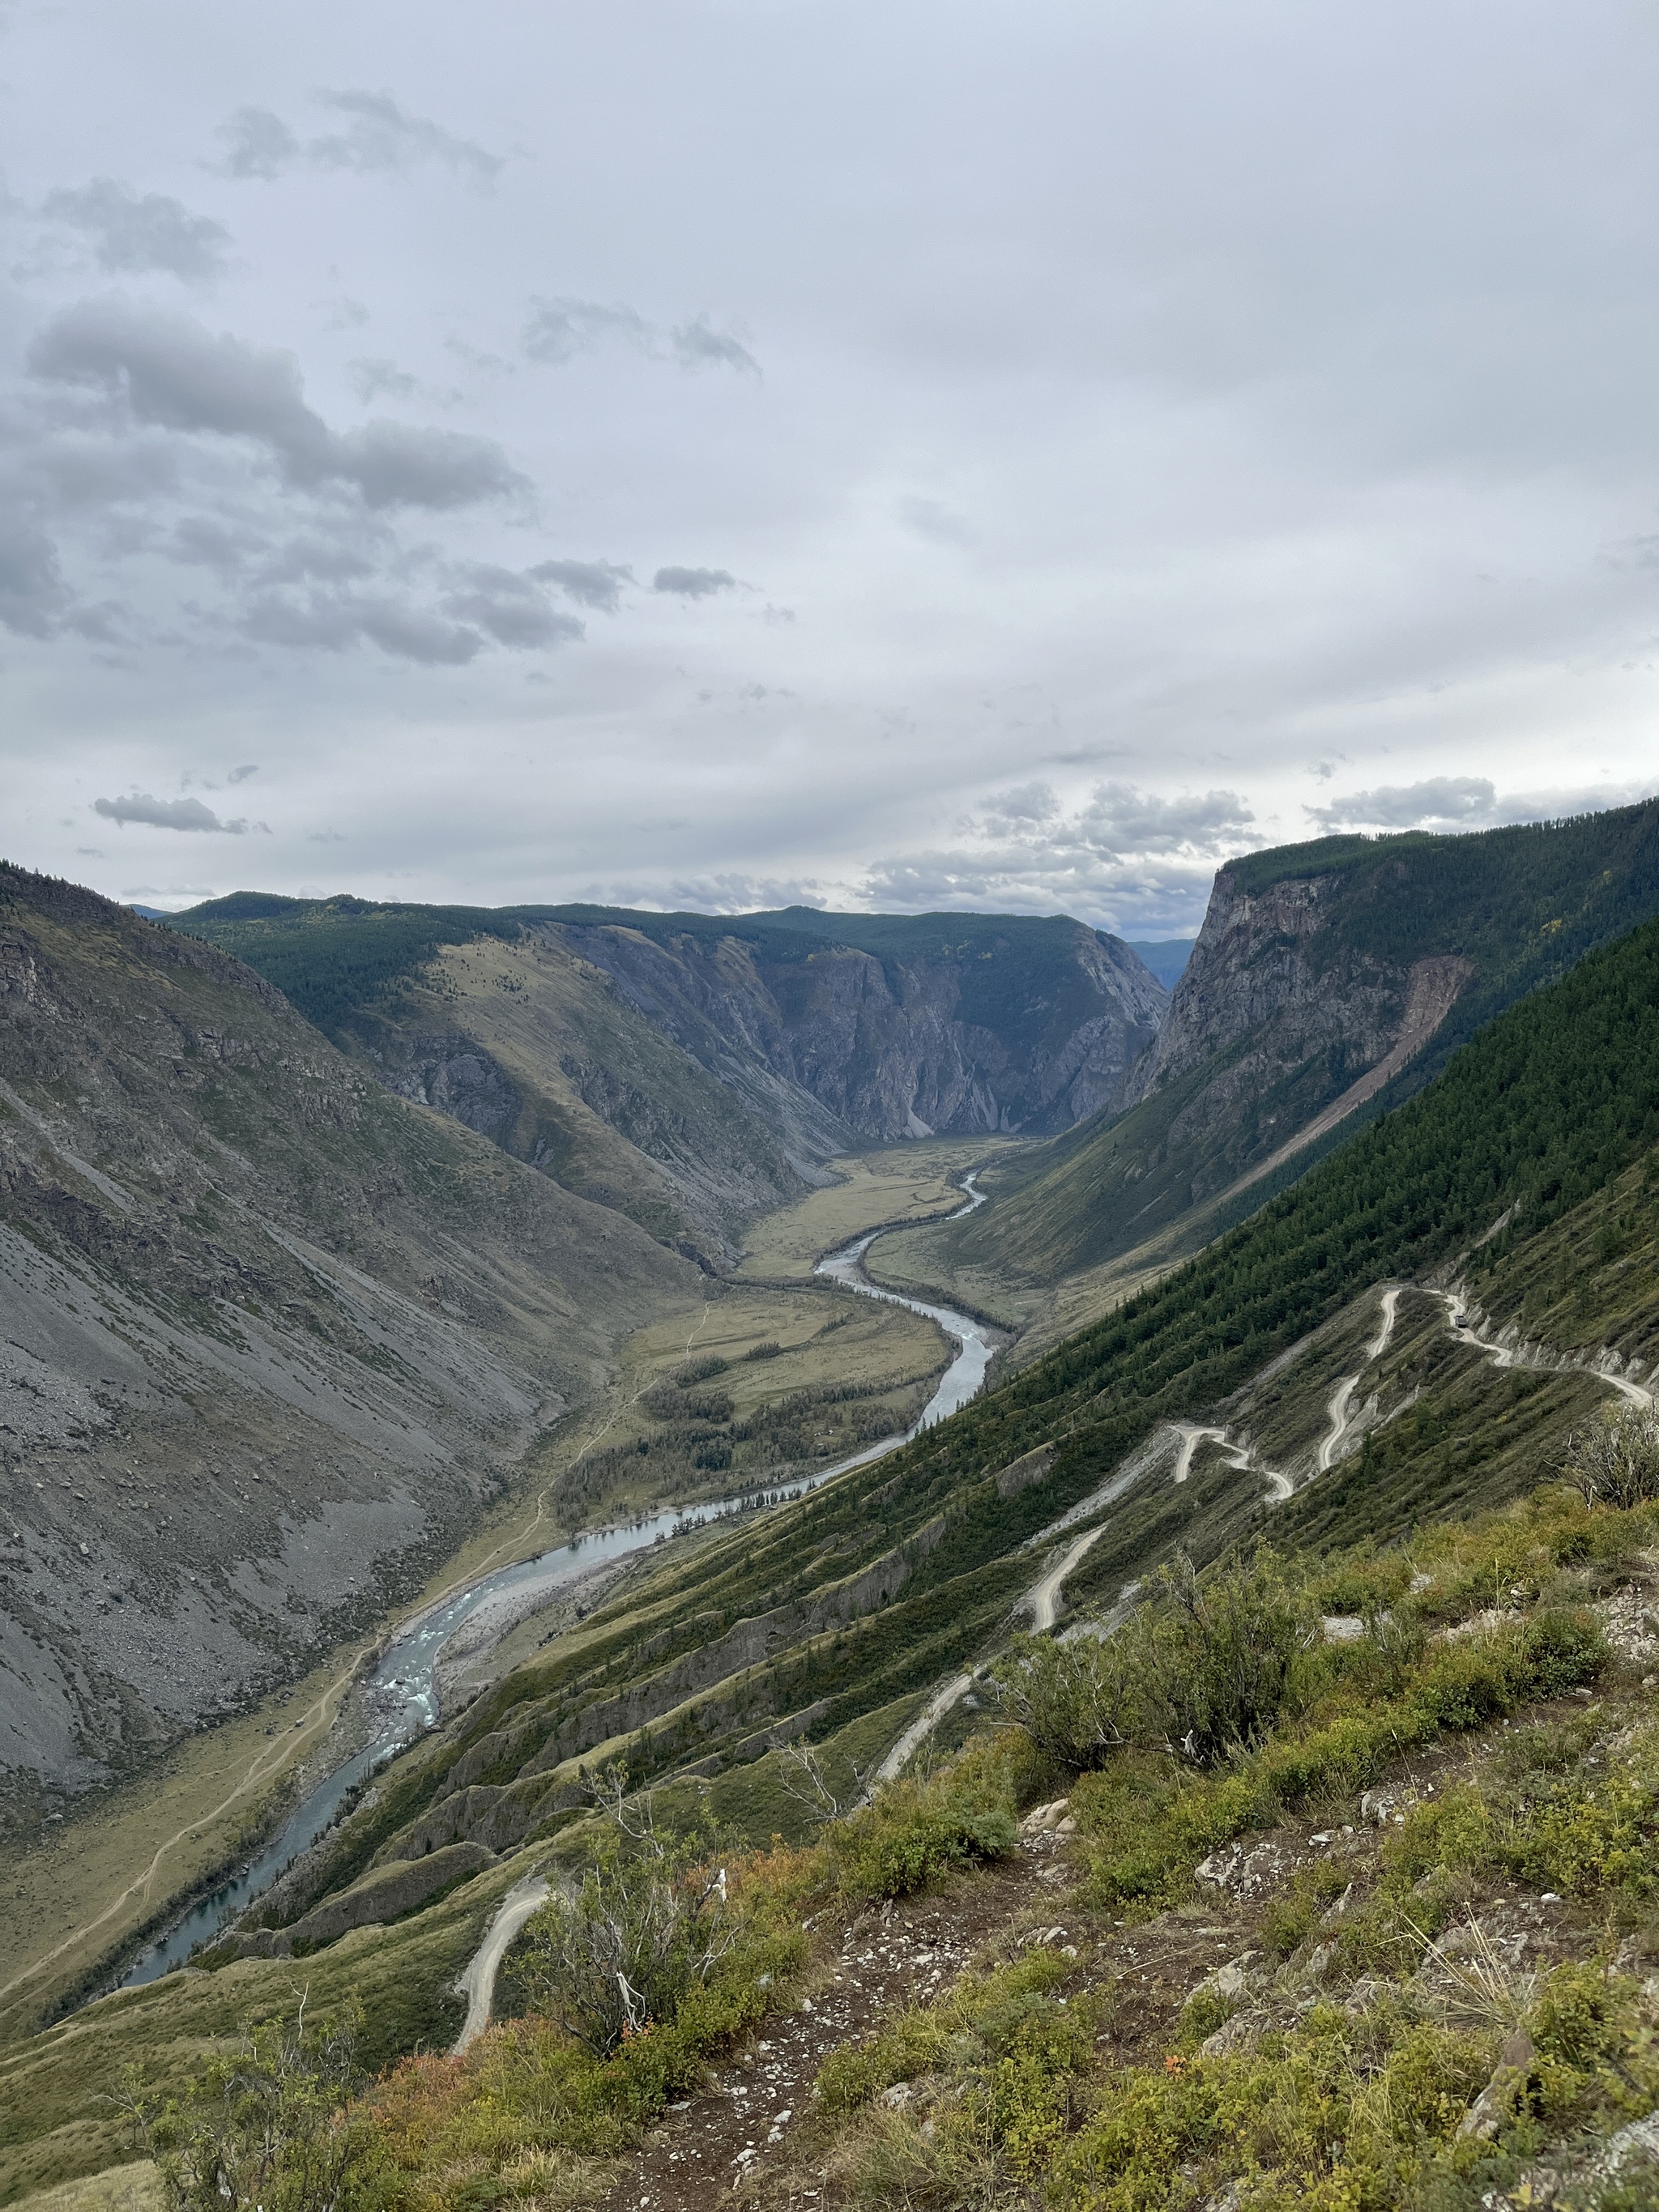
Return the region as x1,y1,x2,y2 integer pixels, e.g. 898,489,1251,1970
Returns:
1117,865,1437,1177
944,808,1659,1303
543,910,1167,1145
165,899,1170,1247
0,867,695,1808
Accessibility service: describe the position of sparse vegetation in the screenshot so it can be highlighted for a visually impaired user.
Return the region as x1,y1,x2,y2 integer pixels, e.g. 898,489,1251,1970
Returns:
1563,1400,1659,1509
513,1771,740,2056
126,2006,386,2212
995,1549,1317,1771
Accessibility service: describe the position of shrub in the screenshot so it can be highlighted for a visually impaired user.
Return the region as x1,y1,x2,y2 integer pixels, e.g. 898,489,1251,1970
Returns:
1563,1402,1659,1509
129,2006,388,2212
993,1628,1140,1769
514,1772,736,2056
994,1549,1317,1771
829,1794,1017,1901
1145,1551,1318,1762
825,1737,1029,1900
673,1355,730,1386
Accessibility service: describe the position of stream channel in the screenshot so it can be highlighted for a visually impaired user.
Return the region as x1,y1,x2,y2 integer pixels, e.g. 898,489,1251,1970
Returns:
121,1174,994,1986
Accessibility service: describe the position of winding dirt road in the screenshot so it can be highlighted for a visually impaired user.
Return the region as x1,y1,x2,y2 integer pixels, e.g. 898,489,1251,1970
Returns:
1438,1293,1654,1409
453,1873,549,2053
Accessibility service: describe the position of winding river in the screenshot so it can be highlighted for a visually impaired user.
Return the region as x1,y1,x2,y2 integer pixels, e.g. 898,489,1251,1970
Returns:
120,1171,996,1987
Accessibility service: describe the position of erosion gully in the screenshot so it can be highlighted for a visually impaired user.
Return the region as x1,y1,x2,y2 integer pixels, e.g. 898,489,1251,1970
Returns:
119,1175,996,1987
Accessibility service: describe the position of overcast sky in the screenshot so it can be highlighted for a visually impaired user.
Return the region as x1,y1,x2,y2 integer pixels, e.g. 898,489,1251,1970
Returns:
3,2,1658,933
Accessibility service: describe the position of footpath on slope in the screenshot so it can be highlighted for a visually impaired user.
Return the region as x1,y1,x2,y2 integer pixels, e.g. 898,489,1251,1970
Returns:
445,1254,1659,2047
869,1277,1658,1787
592,1822,1069,2212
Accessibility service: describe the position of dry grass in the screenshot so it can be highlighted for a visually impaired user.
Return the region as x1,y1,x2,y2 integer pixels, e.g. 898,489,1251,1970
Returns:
8,2161,164,2212
734,1140,1021,1281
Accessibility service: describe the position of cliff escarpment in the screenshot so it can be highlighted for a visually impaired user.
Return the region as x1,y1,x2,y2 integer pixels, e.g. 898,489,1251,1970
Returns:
542,907,1166,1144
889,798,1659,1314
165,902,1170,1251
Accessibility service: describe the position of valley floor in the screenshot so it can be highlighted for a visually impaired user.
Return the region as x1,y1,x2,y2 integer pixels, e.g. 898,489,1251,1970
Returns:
0,1144,987,2048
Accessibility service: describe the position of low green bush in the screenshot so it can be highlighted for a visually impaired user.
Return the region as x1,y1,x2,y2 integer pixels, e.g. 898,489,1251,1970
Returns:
994,1549,1317,1772
823,1732,1034,1903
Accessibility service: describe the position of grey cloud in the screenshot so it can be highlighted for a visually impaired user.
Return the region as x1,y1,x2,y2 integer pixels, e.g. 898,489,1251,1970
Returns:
522,297,652,365
983,781,1060,829
1307,777,1659,834
240,590,481,663
32,296,332,454
334,420,524,509
356,602,483,663
29,297,524,509
858,780,1260,931
0,520,73,636
652,565,736,598
65,599,126,644
169,516,264,573
256,536,378,585
347,357,420,403
441,565,584,647
239,568,573,663
527,556,633,610
1307,776,1498,830
1079,783,1255,856
522,300,757,375
94,791,247,832
41,180,231,282
227,763,258,783
309,90,502,182
669,316,759,374
238,595,360,651
858,848,1216,934
211,92,500,184
214,107,301,181
34,436,181,511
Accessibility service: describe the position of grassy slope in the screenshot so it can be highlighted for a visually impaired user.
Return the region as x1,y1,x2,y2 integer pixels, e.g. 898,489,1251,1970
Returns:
348,931,810,1259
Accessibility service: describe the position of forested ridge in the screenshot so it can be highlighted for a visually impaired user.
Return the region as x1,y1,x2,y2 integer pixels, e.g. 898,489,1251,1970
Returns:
883,906,1659,1541
163,893,1155,1044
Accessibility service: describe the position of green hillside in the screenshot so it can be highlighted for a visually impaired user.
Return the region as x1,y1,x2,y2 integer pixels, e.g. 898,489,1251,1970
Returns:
899,796,1659,1310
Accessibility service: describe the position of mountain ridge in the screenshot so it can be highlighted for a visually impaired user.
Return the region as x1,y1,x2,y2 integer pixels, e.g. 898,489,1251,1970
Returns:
874,798,1659,1338
160,901,1168,1260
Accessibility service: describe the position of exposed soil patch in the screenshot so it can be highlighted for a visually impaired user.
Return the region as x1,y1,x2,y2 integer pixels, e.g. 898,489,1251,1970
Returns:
596,1852,1048,2212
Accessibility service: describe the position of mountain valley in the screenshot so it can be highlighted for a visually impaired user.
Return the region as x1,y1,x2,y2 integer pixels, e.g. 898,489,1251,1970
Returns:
8,818,1659,2212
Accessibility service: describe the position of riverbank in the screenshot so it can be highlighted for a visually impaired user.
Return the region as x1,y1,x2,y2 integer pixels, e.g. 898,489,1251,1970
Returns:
1,1153,994,2035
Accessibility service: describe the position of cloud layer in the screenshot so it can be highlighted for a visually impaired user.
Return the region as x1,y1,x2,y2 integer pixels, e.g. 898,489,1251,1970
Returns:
215,92,501,183
2,2,1658,930
94,791,254,832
